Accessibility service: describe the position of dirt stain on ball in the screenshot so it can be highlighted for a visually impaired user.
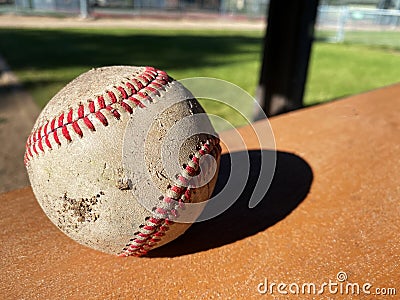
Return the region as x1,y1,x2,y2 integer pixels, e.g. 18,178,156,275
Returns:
57,192,103,232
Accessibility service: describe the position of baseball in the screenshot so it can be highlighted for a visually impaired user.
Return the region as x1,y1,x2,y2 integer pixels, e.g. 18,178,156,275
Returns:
24,66,221,257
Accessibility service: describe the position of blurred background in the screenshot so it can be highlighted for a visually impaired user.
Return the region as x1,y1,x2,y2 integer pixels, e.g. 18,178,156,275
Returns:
0,0,399,107
0,0,399,193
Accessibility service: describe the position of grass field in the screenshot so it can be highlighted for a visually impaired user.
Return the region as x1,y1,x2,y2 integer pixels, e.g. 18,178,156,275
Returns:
0,28,399,126
306,42,400,104
316,30,400,50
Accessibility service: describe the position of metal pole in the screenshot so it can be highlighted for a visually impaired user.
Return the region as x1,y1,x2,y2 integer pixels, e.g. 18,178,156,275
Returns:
337,6,348,42
80,0,89,19
255,0,320,118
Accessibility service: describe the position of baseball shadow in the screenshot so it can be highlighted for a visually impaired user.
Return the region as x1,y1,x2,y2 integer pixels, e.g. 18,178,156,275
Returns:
147,150,313,257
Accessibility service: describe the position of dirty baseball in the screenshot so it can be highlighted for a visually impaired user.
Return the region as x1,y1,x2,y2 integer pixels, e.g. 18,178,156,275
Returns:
24,66,221,257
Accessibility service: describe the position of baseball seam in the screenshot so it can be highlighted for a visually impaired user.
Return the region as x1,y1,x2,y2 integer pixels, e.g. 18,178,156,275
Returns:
24,66,169,165
118,136,220,257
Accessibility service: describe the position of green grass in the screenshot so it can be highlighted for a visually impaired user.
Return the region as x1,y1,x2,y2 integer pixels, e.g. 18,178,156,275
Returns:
0,28,261,127
316,30,400,50
0,28,399,127
305,42,400,104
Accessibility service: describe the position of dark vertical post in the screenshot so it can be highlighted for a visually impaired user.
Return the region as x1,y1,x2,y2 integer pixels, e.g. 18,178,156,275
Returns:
256,0,319,118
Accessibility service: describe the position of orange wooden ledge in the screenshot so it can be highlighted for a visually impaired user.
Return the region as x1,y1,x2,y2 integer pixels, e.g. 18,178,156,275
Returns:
1,84,399,299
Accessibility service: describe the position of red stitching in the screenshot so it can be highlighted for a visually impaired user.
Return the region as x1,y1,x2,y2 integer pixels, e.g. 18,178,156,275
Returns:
156,208,167,215
117,86,128,99
35,126,42,142
185,165,197,176
118,136,220,257
67,108,73,123
178,175,189,186
88,100,95,113
145,86,159,96
125,82,136,94
134,238,146,244
50,118,56,131
129,96,146,108
131,78,144,90
149,217,162,224
58,113,64,127
178,199,185,209
107,91,117,103
78,104,84,118
43,122,49,137
170,209,178,218
72,121,83,137
45,135,52,149
203,144,211,152
151,81,163,89
32,143,38,155
95,111,108,126
192,156,199,164
25,67,171,164
97,96,106,109
53,130,61,145
137,91,149,100
27,147,32,158
120,101,133,114
184,189,191,200
62,126,72,141
38,139,44,152
138,74,150,85
170,185,185,195
32,131,37,143
41,123,50,149
83,117,95,131
106,105,121,119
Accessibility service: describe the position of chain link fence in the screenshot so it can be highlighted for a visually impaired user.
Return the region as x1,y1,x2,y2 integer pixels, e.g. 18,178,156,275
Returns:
2,0,269,18
317,5,400,43
1,0,400,48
